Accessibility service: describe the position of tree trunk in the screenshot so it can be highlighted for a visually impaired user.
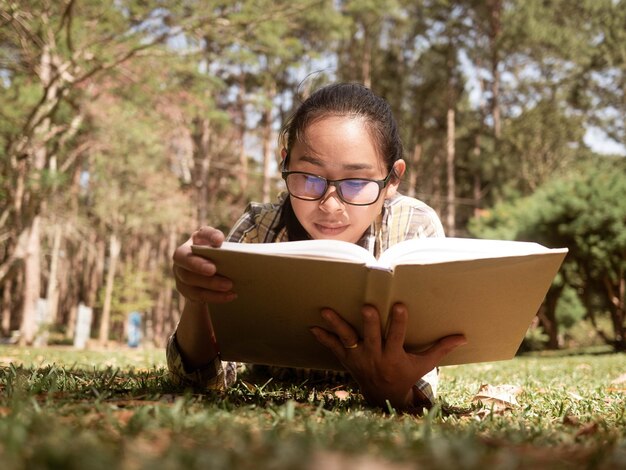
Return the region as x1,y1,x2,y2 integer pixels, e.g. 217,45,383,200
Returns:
18,215,41,345
66,303,77,342
362,24,372,88
604,273,625,351
261,82,276,204
472,134,483,217
408,144,422,199
431,150,443,216
446,107,456,236
57,237,74,336
99,232,121,347
158,228,179,346
488,0,502,140
1,278,12,336
237,73,249,193
536,287,563,349
86,237,105,308
192,117,211,226
45,223,63,326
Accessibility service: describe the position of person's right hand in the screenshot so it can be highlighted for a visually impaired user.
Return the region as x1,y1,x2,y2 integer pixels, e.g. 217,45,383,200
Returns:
172,226,237,304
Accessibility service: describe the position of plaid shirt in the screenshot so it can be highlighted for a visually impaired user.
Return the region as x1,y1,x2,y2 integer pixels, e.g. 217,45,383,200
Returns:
167,192,445,407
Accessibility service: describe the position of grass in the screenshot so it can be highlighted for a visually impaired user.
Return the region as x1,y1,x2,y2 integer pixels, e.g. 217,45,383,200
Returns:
0,345,624,469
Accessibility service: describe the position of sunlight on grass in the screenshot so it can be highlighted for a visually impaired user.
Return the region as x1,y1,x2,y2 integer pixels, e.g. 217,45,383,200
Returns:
1,345,624,469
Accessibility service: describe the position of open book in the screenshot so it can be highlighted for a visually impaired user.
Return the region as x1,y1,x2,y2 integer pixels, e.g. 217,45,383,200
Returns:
191,238,567,370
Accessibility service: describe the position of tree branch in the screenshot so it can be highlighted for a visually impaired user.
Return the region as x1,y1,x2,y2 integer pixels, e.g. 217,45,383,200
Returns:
58,0,76,57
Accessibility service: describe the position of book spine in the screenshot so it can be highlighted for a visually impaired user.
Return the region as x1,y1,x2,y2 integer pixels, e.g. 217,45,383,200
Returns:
363,267,395,335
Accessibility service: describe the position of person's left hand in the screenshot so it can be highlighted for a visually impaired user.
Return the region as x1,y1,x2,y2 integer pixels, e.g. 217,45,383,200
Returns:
309,303,466,411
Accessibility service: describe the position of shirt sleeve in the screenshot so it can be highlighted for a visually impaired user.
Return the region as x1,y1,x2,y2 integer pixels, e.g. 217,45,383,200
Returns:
226,198,285,243
166,332,237,390
165,200,285,390
412,368,438,409
395,197,445,240
226,204,260,243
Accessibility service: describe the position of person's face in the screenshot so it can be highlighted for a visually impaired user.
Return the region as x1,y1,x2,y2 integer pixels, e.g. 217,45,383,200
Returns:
283,116,405,243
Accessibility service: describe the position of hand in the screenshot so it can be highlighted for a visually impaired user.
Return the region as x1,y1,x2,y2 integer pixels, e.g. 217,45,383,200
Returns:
172,226,236,304
310,303,466,411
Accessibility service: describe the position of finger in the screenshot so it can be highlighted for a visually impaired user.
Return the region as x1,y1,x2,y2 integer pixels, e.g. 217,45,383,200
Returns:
361,305,382,353
309,326,346,361
175,266,233,292
173,243,219,277
175,283,237,304
416,334,467,369
192,227,224,247
384,303,409,352
320,308,359,348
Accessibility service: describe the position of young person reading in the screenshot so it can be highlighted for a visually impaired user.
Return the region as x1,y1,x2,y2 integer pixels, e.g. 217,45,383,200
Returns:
169,83,467,412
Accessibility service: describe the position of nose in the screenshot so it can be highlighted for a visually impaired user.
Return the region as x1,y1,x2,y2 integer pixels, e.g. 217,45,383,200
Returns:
318,184,344,212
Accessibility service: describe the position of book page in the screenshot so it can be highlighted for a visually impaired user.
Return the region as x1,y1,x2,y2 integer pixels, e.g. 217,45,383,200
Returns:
194,239,376,264
377,237,568,268
201,248,373,370
389,250,568,365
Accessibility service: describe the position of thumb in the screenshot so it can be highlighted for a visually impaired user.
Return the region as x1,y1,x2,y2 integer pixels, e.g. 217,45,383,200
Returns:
418,334,467,367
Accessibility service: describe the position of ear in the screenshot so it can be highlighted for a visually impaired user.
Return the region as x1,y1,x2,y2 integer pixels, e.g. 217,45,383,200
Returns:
385,159,406,198
280,148,287,161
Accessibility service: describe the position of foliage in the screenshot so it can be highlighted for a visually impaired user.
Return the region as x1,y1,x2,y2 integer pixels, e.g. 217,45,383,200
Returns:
498,100,585,195
1,0,625,349
556,285,586,330
0,346,625,469
470,158,626,350
97,265,153,324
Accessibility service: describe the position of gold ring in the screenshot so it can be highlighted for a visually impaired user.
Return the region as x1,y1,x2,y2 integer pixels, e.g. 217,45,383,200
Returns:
344,342,359,349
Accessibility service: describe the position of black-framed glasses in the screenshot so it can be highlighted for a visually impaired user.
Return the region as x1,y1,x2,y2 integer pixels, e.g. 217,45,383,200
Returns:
281,165,395,206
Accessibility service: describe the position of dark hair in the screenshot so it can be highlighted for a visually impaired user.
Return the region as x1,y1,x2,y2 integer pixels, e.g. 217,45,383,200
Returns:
279,83,403,172
277,83,404,241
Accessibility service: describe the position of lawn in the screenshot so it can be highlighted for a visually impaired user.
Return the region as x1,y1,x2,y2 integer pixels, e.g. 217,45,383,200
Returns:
0,345,624,469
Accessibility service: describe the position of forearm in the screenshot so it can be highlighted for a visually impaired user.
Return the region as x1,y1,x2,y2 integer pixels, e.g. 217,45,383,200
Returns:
175,300,219,369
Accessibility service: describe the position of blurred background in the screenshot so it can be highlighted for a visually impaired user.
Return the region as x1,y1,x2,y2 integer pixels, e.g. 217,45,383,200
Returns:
0,0,624,353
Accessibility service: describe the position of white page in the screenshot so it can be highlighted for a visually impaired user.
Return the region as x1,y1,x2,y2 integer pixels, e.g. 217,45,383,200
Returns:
377,237,567,268
205,240,376,264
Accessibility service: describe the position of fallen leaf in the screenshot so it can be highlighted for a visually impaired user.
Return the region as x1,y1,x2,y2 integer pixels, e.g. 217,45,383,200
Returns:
334,390,350,401
241,380,256,393
472,384,522,417
473,384,522,406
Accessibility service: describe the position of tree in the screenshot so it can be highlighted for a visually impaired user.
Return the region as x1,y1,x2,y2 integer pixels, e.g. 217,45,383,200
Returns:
470,158,626,351
85,91,192,346
570,0,626,151
0,0,193,343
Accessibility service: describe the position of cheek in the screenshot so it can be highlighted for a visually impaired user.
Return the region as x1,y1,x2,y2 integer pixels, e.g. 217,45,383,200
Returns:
348,204,382,228
290,198,313,222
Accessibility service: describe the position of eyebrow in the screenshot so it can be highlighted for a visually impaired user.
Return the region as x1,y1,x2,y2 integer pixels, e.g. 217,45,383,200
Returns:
298,154,374,171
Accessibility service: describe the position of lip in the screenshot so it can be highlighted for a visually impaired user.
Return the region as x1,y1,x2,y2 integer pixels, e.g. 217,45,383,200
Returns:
314,223,349,236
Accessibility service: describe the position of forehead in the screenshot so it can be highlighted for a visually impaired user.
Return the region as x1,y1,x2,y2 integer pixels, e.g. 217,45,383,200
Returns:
292,116,384,171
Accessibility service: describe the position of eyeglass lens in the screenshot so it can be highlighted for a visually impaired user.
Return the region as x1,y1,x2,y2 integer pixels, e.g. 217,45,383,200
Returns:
286,173,380,204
